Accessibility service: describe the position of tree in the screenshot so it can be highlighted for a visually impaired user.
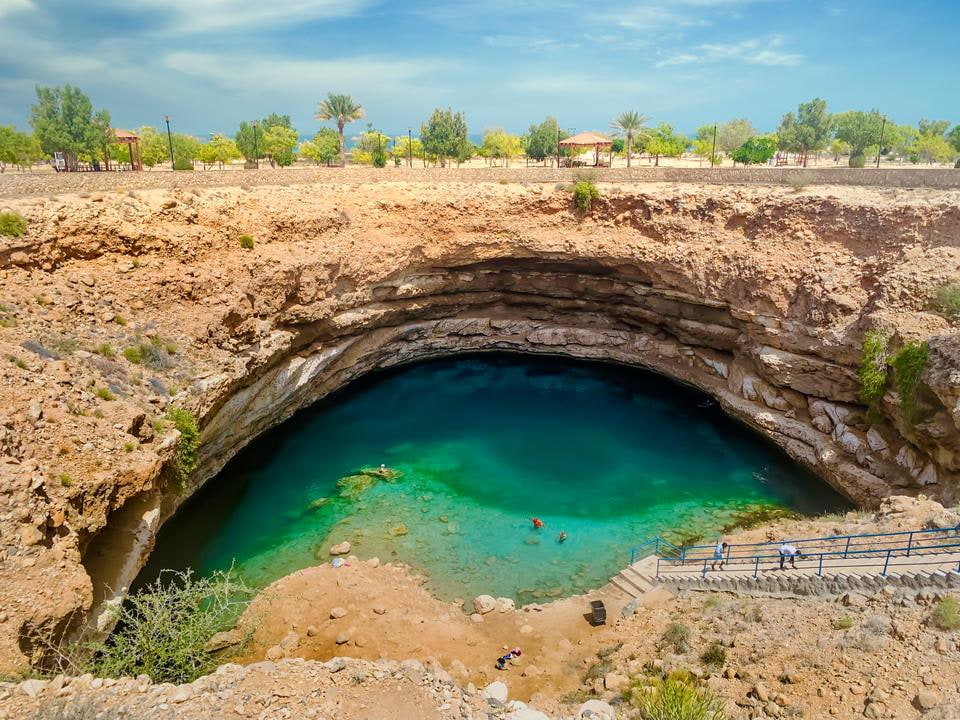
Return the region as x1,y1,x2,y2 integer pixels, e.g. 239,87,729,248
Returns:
716,118,757,154
834,110,885,167
0,126,43,172
349,124,391,165
692,125,721,166
730,136,777,165
777,98,832,166
609,111,648,168
948,125,960,153
524,116,568,165
198,135,241,170
481,128,523,167
315,93,364,167
235,115,296,165
912,133,956,164
30,84,112,169
391,134,424,166
262,125,298,167
645,123,687,166
918,119,950,138
300,128,342,166
421,108,469,167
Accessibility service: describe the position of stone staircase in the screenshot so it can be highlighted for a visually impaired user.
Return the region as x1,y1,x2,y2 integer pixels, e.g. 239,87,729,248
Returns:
608,532,960,600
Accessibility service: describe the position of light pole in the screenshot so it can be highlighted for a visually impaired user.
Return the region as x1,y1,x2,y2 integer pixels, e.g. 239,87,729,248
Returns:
164,115,175,171
876,117,886,169
252,120,259,170
711,124,718,167
408,127,413,168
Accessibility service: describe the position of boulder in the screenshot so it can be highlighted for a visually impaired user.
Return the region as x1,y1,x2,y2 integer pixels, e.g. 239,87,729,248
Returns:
578,699,617,719
915,690,939,711
482,680,509,705
496,597,516,613
603,672,628,691
204,629,243,652
330,607,348,619
473,594,497,614
329,541,351,556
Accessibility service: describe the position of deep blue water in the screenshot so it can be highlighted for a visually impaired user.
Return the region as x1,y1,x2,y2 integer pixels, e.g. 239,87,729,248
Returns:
139,354,849,603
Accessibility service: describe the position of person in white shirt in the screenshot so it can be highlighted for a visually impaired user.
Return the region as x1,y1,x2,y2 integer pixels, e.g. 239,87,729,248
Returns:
711,540,729,571
779,542,799,570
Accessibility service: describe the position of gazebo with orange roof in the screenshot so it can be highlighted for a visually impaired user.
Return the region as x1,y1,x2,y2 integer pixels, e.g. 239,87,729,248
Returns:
559,131,612,167
111,129,143,171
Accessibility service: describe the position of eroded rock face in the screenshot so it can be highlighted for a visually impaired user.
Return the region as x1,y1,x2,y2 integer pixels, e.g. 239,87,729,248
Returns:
0,181,958,672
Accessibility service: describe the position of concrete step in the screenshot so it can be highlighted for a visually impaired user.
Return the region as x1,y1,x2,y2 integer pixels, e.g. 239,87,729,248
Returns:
616,571,652,596
622,567,655,592
607,576,638,599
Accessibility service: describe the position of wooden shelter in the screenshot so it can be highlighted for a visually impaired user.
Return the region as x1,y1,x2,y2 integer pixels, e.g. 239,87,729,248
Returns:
111,129,143,171
559,131,612,167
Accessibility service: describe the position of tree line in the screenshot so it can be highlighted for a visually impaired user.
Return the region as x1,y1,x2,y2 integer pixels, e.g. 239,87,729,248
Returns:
2,85,959,172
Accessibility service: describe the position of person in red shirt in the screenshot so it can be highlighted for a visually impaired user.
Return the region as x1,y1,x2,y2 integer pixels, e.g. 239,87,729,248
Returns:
531,517,544,529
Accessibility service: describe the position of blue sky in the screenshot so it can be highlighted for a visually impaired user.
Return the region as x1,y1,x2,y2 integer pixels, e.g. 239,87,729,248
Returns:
0,0,958,139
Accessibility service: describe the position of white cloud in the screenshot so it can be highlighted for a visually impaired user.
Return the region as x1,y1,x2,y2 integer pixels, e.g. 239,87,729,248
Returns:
483,35,562,49
656,35,802,67
130,0,375,32
163,51,445,94
0,0,34,19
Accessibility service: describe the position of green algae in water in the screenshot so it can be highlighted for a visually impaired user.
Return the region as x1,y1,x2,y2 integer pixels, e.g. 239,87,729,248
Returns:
137,354,851,603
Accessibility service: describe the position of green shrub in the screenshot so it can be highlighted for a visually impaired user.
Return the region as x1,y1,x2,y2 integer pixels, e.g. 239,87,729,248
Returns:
597,641,623,659
572,180,600,213
660,622,691,653
931,283,960,322
114,315,127,326
858,330,890,408
58,473,72,487
86,569,253,684
703,594,723,609
623,672,726,720
95,387,115,401
0,211,27,237
124,441,137,453
123,340,173,369
238,234,255,249
173,158,194,171
932,596,960,631
372,149,387,168
891,340,929,424
167,407,200,487
95,343,115,358
833,615,854,630
700,642,726,669
848,153,866,168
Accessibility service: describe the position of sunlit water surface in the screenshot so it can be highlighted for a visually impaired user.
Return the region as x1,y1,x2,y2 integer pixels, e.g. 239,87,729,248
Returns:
139,354,849,603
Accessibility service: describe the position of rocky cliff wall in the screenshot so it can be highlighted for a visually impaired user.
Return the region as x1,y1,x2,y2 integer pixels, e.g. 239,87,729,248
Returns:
0,180,957,671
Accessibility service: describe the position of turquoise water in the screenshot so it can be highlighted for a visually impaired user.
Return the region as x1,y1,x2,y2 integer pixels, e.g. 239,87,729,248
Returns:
138,354,849,604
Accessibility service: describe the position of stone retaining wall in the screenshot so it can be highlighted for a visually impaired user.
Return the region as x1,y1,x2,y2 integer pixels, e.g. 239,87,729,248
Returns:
663,568,960,597
1,165,958,197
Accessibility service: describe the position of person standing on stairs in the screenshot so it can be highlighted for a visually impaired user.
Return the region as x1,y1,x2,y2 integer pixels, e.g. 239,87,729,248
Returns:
712,540,729,571
779,542,800,570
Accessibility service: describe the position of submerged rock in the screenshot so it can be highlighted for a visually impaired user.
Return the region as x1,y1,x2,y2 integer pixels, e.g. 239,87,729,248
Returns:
329,541,351,556
390,523,408,536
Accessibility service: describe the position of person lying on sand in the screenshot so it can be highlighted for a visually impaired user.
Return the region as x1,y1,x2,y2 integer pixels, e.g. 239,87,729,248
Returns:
496,647,522,670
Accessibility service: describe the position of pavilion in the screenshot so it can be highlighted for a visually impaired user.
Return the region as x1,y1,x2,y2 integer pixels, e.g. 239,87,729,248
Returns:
110,129,143,171
559,131,613,167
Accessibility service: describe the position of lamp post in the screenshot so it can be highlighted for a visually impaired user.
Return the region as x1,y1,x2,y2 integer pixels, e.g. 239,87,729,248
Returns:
408,127,413,168
876,116,886,169
711,124,718,167
164,115,175,171
252,120,259,170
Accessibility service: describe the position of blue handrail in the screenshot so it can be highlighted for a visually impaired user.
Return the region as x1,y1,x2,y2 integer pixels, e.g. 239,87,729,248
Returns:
629,524,960,577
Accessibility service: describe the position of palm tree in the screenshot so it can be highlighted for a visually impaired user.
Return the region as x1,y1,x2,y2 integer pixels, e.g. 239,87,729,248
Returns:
315,93,365,167
610,111,649,168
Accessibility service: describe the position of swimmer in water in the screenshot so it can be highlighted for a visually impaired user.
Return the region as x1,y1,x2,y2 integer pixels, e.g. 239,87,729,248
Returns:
378,463,386,476
531,517,544,529
558,530,567,543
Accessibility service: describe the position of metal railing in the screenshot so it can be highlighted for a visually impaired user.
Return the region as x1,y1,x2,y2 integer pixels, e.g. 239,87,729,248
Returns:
627,525,960,582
